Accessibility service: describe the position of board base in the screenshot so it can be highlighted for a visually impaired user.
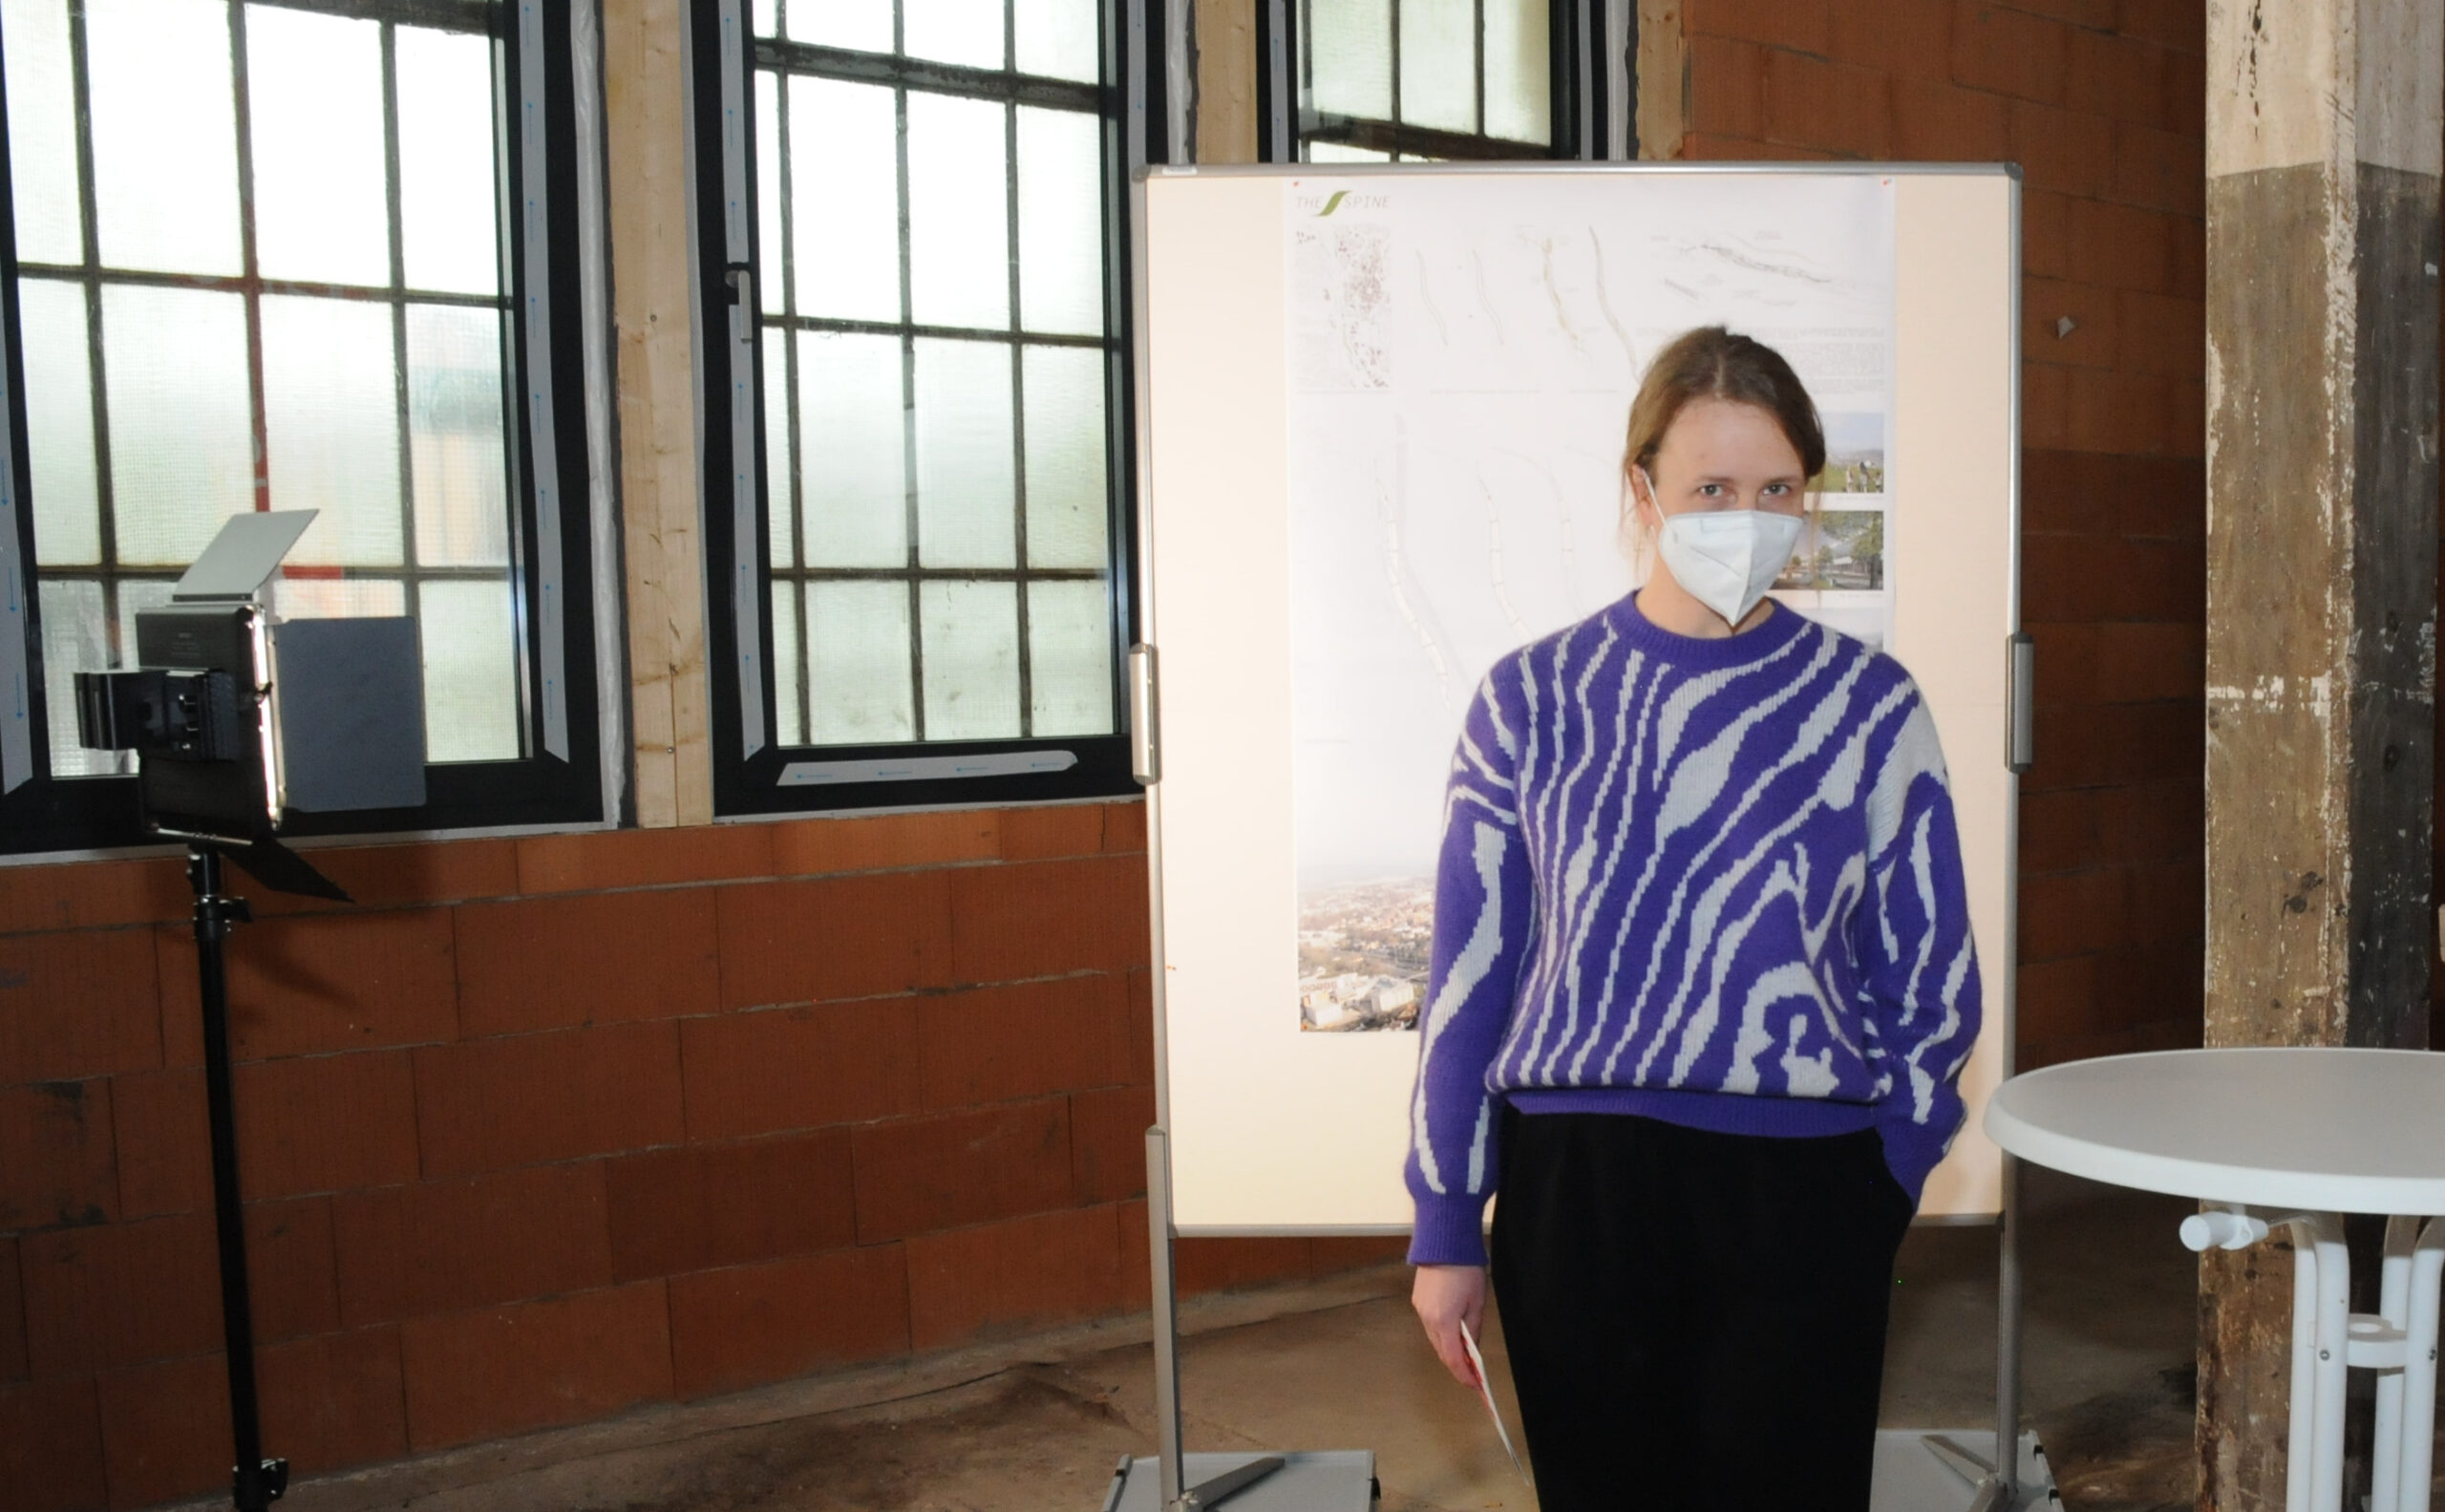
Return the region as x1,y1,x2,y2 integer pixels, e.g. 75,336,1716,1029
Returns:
1098,1451,1377,1511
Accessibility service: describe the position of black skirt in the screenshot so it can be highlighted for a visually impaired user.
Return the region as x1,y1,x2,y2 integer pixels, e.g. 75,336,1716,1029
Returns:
1488,1109,1917,1512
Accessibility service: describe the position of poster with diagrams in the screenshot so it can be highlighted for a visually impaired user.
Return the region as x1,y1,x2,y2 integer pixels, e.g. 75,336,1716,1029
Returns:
1286,174,1898,1034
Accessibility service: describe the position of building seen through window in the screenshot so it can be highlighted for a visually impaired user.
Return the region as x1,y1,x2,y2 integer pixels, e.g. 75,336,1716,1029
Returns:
749,0,1120,749
3,0,524,780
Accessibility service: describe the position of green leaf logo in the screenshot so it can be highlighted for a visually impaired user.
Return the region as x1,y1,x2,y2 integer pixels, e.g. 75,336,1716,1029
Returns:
1317,190,1348,217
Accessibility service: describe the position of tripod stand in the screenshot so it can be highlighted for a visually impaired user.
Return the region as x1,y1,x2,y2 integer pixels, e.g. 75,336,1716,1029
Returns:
183,838,346,1510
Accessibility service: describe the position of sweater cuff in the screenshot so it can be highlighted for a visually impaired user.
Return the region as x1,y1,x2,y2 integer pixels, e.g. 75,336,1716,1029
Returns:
1407,1192,1492,1267
1873,1113,1952,1206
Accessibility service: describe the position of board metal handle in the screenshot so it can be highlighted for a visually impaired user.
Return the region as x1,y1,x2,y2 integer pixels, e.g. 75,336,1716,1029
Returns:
1130,643,1159,785
2007,632,2035,774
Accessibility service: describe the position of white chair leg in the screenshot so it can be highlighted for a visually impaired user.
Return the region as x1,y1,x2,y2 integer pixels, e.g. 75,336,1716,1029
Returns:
2394,1217,2445,1512
2372,1217,2418,1512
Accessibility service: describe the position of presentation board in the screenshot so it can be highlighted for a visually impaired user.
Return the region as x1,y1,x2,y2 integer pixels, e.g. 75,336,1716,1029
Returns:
1137,163,2020,1233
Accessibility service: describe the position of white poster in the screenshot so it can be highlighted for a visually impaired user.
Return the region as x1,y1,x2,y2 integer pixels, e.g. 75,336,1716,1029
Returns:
1286,174,1899,1034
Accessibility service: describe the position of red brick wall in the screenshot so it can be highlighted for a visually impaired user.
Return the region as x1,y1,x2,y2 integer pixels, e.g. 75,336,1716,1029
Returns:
1678,0,2209,1069
0,802,1398,1511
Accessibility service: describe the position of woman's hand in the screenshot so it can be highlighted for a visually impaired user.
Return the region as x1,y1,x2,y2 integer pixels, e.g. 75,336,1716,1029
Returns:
1411,1263,1489,1387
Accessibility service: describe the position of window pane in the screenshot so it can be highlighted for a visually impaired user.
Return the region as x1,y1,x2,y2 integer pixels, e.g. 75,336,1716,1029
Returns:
39,580,112,777
19,279,99,564
1397,0,1476,132
101,285,252,565
919,579,1017,739
1308,0,1392,120
1482,0,1550,144
905,0,1005,70
114,578,173,661
248,6,390,287
807,580,913,743
907,93,1010,330
1028,578,1110,735
1021,345,1104,568
85,0,241,276
1307,142,1391,161
756,71,786,313
2,0,83,266
1016,108,1102,336
406,304,509,568
270,576,405,619
913,338,1013,567
754,0,776,36
790,77,901,323
396,26,501,296
789,0,891,51
800,331,907,567
764,336,796,566
1014,0,1098,81
771,580,802,744
416,578,521,761
262,295,403,567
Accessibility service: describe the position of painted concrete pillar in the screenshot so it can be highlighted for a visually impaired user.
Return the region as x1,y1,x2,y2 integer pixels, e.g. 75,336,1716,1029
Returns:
2201,0,2439,1503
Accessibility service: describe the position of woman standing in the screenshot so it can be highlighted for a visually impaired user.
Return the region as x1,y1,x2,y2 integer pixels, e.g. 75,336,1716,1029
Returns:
1406,326,1980,1511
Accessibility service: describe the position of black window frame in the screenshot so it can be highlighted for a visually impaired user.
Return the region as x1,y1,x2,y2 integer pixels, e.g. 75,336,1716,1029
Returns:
0,0,619,857
688,0,1149,819
1256,0,1627,163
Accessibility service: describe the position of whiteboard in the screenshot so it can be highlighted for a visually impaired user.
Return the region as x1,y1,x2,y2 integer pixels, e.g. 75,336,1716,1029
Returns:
1136,164,2020,1233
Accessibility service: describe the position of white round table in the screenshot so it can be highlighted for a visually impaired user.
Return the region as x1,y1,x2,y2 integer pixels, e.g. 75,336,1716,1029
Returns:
1986,1048,2445,1512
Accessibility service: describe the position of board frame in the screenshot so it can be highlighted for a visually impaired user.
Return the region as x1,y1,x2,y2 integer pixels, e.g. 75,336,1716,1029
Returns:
1131,161,2025,1237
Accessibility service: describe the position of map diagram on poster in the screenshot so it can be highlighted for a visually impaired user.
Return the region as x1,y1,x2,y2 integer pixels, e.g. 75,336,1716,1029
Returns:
1288,174,1897,1034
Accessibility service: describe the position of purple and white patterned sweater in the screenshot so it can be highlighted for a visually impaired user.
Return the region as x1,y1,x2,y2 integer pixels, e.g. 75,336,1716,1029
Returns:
1405,593,1982,1267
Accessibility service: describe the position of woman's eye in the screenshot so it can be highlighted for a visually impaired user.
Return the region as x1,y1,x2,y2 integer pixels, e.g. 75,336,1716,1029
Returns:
1697,483,1722,496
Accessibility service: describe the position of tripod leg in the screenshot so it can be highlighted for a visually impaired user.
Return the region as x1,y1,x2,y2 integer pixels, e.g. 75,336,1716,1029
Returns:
190,847,286,1510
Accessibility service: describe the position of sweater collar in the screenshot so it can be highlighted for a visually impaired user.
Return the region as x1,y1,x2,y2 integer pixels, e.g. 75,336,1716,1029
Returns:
1605,589,1811,671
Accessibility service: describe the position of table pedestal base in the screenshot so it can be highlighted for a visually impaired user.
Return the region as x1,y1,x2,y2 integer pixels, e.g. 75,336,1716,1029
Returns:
2184,1208,2445,1512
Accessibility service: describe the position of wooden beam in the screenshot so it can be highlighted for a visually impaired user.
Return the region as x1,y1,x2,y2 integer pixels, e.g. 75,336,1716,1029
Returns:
603,0,713,828
1634,0,1684,160
2200,0,2439,1501
1195,0,1257,163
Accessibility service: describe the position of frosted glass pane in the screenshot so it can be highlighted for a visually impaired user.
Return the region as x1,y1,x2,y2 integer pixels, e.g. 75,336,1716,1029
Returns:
1021,346,1105,567
269,576,405,619
1398,0,1476,132
905,0,1004,69
807,581,913,744
1028,579,1111,735
771,580,802,745
417,578,520,762
248,6,389,287
3,0,83,265
790,0,891,51
790,77,901,322
913,339,1013,567
1015,0,1099,81
1482,0,1549,144
756,72,785,313
1307,0,1391,120
397,27,501,296
262,295,402,567
406,304,509,567
763,336,796,566
19,279,98,564
1306,141,1391,162
800,331,906,567
102,285,252,564
1016,108,1102,337
40,580,114,777
907,94,1010,330
114,578,174,661
85,0,240,276
919,580,1017,739
753,0,776,36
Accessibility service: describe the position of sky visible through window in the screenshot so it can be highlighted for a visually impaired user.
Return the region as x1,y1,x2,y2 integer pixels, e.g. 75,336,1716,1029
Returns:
750,0,1118,747
2,0,521,778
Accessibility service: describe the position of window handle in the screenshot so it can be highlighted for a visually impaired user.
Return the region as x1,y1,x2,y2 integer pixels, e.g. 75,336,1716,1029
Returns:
725,265,754,347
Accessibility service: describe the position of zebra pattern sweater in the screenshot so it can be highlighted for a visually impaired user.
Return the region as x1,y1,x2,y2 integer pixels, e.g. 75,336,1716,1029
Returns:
1406,593,1982,1267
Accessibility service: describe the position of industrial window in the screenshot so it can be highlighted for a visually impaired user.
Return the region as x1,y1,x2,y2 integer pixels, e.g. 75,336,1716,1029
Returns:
691,0,1137,815
1260,0,1626,162
0,0,614,852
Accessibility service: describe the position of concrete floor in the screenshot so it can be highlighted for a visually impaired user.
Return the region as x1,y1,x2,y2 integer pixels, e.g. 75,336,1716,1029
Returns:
211,1167,2442,1512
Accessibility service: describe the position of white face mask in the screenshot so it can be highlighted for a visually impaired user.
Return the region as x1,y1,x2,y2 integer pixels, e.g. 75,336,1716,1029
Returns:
1652,506,1805,627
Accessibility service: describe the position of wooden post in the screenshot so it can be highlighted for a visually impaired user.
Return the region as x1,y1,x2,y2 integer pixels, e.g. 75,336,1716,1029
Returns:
2201,0,2439,1505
